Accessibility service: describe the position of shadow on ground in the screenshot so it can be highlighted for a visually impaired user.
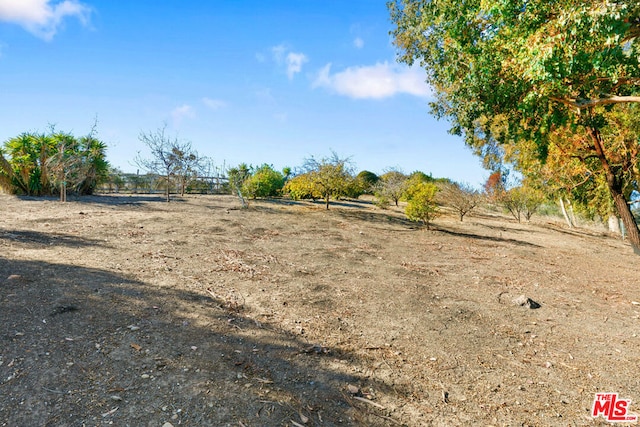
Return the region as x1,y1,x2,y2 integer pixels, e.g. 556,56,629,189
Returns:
0,255,398,426
0,229,108,249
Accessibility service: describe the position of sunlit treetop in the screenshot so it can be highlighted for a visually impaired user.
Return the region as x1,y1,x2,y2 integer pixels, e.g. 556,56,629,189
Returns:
389,0,640,148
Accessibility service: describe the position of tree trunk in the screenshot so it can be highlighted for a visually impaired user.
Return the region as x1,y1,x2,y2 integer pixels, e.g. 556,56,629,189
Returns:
567,199,578,227
166,175,171,202
559,198,573,228
588,126,640,254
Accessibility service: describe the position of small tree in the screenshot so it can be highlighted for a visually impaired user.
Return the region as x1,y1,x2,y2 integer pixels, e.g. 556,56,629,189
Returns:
242,164,285,199
500,185,544,223
438,182,481,221
135,125,194,202
303,152,355,209
227,163,251,207
174,149,202,196
376,169,408,206
47,132,82,202
405,181,440,229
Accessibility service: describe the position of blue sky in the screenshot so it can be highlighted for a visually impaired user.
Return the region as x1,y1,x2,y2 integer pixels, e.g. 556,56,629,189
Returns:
0,0,488,186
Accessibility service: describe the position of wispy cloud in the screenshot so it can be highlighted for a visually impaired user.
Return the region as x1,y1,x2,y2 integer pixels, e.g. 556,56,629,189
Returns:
0,0,92,41
313,62,431,99
269,44,308,80
170,104,195,125
285,52,308,80
271,44,287,62
353,37,364,49
202,97,226,110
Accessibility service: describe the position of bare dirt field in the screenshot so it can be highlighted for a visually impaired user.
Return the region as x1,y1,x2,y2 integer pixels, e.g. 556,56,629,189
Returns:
1,193,639,426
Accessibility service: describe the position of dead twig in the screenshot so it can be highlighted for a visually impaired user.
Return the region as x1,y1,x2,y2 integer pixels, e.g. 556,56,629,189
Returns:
353,396,385,409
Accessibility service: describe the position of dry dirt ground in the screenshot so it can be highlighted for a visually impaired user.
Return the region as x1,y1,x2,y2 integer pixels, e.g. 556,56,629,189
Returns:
1,194,640,427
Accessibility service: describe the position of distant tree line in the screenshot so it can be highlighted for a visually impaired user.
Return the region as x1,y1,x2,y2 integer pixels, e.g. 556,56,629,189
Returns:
4,123,624,234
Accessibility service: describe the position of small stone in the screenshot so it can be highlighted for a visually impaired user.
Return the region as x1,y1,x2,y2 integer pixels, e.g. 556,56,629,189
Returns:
513,295,541,309
162,423,174,427
110,395,123,401
141,374,150,379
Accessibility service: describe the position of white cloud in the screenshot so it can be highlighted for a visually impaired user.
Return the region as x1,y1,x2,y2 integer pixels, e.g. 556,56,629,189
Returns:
268,44,308,80
285,52,307,80
170,104,195,125
313,62,431,99
0,0,91,41
202,97,226,110
353,37,364,49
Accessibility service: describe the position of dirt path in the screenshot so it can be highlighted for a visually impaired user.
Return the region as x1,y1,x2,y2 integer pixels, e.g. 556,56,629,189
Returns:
1,194,639,426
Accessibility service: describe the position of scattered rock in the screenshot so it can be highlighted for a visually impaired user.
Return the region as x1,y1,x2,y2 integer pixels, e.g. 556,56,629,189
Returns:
162,423,174,427
513,295,541,309
347,384,360,395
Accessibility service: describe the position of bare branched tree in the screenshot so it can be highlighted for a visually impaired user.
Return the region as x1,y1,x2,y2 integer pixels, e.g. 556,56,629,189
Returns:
135,125,196,202
438,182,481,221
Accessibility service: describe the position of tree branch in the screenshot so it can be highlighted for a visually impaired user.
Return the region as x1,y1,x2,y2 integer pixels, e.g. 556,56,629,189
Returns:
551,95,640,109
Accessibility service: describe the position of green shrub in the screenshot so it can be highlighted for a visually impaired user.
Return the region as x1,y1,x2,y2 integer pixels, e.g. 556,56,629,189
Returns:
242,164,284,199
405,181,440,229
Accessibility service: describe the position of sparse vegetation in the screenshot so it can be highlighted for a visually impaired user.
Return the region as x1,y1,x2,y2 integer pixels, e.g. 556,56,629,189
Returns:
135,125,201,202
438,182,481,221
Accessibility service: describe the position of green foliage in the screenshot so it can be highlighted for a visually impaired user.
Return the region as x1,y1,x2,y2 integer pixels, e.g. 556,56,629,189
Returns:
389,0,640,249
500,185,545,223
242,164,285,199
301,152,356,209
407,171,433,183
355,170,379,195
0,130,109,198
404,181,440,229
227,163,251,207
283,173,321,201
